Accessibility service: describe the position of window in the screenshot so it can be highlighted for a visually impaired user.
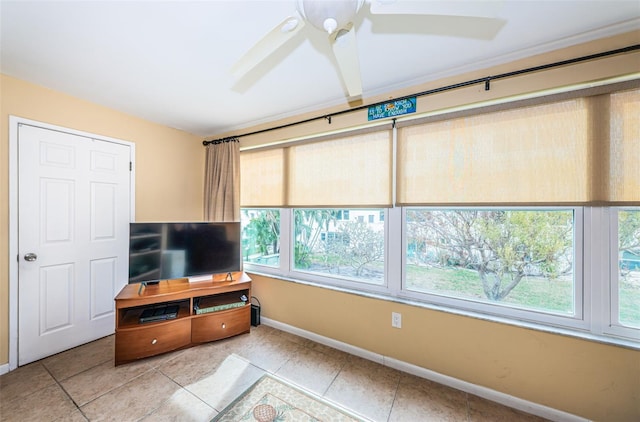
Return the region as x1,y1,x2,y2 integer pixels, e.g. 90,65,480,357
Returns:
405,209,577,317
241,209,281,267
239,84,639,346
615,209,640,329
336,210,350,220
292,208,385,285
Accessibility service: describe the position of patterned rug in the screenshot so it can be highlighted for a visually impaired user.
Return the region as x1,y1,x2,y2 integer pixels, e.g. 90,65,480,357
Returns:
212,375,366,422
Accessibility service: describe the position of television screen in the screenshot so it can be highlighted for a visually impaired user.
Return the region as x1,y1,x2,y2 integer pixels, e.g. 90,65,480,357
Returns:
128,222,241,284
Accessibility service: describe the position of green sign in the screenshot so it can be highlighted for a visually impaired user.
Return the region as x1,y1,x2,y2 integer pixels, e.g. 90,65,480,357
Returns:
368,97,416,121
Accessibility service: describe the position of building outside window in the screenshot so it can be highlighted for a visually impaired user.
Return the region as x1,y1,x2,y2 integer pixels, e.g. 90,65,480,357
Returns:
292,209,385,285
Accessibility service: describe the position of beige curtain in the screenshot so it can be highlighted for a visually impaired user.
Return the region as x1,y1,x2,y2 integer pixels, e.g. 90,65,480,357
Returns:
240,148,285,207
204,139,240,221
240,85,638,208
397,98,591,205
287,130,393,207
397,87,640,206
608,88,640,203
240,127,393,208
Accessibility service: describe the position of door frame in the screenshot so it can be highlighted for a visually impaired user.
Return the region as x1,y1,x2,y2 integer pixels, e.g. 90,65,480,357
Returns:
8,116,136,371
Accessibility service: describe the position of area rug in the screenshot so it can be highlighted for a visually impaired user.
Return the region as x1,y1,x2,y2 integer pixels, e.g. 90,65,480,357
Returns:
212,374,367,421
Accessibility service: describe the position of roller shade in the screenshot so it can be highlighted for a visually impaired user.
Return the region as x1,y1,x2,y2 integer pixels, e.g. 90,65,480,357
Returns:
241,84,638,208
240,148,285,207
397,98,594,205
608,88,640,203
288,131,393,207
241,129,393,207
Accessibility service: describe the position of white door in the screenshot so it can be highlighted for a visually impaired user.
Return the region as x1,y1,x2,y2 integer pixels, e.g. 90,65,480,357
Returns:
18,124,131,365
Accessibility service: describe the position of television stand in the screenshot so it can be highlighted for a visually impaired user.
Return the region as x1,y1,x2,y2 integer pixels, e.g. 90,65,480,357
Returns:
114,271,251,365
137,280,160,295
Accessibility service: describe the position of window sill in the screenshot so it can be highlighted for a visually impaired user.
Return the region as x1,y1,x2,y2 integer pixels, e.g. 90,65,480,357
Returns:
246,269,640,351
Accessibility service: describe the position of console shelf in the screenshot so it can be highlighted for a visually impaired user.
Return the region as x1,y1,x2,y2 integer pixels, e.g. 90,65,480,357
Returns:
114,271,251,365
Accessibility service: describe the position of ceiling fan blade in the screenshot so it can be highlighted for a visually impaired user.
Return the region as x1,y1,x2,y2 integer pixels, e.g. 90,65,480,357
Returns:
369,0,504,19
368,0,506,40
330,24,363,99
231,12,306,79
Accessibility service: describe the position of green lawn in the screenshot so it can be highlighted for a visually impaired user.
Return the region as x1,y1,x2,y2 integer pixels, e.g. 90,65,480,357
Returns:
619,277,640,328
302,256,639,326
407,265,640,326
406,265,574,315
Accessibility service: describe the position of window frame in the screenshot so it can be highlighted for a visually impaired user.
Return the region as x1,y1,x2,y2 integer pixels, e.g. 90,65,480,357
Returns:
240,208,284,276
241,205,639,347
398,206,587,331
239,83,639,348
605,207,640,341
287,208,391,295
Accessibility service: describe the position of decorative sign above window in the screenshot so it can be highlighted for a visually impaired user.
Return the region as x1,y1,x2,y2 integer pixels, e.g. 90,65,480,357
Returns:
368,97,416,121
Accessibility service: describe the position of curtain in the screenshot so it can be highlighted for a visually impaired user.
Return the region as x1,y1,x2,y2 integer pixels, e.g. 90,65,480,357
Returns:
608,88,640,203
396,87,639,206
204,140,240,221
240,84,638,208
288,130,393,207
240,127,393,208
240,148,285,207
397,98,591,205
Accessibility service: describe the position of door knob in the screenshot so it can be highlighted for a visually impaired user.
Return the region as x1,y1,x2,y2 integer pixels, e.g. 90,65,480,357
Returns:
24,253,38,262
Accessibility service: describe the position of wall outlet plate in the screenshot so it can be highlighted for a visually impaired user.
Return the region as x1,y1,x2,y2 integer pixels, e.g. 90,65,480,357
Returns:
392,312,402,328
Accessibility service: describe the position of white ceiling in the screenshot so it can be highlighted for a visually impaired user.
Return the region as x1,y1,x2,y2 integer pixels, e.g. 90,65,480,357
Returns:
1,1,639,137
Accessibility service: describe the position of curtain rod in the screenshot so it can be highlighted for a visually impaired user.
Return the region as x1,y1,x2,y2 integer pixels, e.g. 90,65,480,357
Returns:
204,137,239,145
203,44,639,146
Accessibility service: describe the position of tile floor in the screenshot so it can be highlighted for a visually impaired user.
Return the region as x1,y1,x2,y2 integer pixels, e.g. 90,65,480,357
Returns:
0,325,548,421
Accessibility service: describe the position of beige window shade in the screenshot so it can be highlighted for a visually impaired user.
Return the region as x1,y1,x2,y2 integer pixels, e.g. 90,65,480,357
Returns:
397,99,592,205
240,84,636,208
240,148,285,207
288,131,393,207
609,88,640,203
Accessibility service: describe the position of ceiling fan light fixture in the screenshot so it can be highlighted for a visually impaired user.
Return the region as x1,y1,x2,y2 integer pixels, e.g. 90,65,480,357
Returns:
323,17,338,34
297,0,363,34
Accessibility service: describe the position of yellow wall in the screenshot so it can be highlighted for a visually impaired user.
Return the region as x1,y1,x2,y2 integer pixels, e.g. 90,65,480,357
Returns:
0,75,204,366
252,275,639,421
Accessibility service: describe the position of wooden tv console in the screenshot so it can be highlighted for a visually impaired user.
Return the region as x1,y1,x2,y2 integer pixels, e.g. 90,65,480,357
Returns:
114,271,251,365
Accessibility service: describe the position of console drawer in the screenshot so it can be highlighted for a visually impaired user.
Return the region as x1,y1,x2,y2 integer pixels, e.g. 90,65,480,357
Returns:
191,306,250,343
115,318,191,364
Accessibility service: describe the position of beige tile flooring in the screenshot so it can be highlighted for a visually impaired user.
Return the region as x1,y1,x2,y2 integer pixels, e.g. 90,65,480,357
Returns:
0,325,548,422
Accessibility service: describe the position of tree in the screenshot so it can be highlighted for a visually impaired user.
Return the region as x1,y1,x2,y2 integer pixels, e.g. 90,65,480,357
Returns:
619,210,640,252
407,210,573,301
242,210,280,260
293,209,338,268
334,220,384,277
618,210,640,276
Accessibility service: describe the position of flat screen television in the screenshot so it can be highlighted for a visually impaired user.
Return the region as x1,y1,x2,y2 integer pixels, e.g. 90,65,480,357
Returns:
128,222,241,284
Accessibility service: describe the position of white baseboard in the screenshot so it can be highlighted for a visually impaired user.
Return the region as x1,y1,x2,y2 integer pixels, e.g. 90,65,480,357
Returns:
261,317,589,422
0,363,9,376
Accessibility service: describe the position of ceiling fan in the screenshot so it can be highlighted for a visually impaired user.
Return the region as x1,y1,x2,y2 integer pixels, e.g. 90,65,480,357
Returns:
231,0,506,100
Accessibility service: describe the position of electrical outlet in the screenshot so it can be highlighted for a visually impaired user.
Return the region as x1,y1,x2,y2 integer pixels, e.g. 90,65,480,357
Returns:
391,312,402,328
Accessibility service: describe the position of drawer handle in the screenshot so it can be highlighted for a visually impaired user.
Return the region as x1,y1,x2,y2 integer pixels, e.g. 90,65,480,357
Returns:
151,338,157,345
221,323,226,329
